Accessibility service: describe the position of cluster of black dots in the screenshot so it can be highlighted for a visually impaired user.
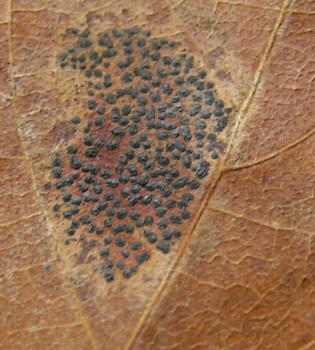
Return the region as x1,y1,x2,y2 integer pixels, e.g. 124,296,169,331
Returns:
52,27,231,282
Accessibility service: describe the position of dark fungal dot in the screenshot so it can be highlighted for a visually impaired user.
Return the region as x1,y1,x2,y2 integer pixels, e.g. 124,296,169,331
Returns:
158,218,169,230
71,116,81,124
156,206,167,217
95,116,105,126
156,241,170,254
121,249,130,258
54,26,231,282
126,224,134,234
115,237,126,247
112,199,121,208
104,192,114,201
53,204,60,212
67,145,77,154
131,241,142,250
211,152,219,159
51,167,62,179
106,179,119,188
123,266,137,279
135,251,150,264
62,191,72,202
117,208,128,219
103,267,114,282
136,218,145,227
151,196,162,208
162,231,172,241
55,180,64,189
106,208,115,217
112,223,126,234
144,216,153,225
142,194,152,205
79,214,92,224
116,261,125,270
214,117,228,132
166,199,176,209
88,223,97,233
144,229,157,243
181,209,191,220
129,210,140,221
63,210,72,219
96,226,104,235
104,235,112,244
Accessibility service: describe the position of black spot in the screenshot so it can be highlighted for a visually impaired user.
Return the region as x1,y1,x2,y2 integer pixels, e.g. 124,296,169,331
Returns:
53,204,60,212
156,241,170,254
121,249,130,258
131,241,142,250
136,251,150,264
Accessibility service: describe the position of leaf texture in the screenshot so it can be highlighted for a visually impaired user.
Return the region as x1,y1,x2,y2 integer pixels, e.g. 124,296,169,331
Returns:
1,0,314,349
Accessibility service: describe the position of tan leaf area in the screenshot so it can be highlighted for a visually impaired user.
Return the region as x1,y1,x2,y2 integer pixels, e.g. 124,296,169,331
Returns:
1,0,314,349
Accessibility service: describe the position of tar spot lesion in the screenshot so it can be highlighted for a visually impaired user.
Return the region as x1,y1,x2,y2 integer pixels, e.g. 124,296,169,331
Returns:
51,26,231,282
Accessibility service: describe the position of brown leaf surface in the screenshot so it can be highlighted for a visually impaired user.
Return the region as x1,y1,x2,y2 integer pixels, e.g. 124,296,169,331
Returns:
1,0,314,349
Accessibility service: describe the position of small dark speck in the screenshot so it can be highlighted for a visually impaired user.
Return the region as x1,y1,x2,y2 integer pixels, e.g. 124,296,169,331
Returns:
43,183,52,191
53,204,60,212
71,116,81,124
43,263,52,272
156,241,170,254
